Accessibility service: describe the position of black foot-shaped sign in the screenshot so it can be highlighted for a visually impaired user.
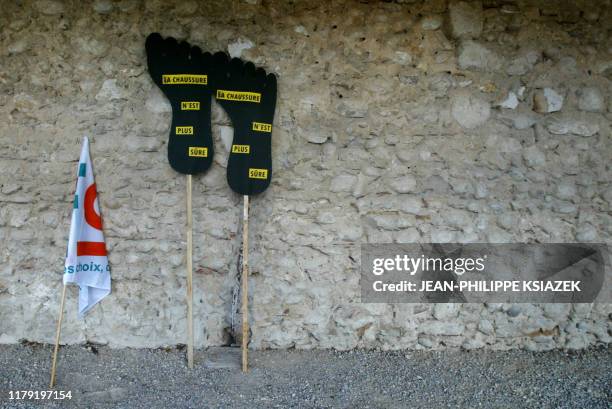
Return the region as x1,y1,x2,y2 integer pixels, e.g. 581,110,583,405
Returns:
146,33,214,175
213,53,277,195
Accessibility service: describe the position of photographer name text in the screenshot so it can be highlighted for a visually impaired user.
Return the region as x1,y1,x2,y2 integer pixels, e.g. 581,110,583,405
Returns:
372,280,581,293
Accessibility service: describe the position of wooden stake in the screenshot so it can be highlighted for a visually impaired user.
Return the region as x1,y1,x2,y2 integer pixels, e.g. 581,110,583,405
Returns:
186,174,194,369
241,195,249,372
49,284,67,388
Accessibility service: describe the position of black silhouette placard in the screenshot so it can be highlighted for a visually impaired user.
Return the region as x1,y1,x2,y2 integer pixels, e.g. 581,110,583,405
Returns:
213,53,277,195
146,33,214,175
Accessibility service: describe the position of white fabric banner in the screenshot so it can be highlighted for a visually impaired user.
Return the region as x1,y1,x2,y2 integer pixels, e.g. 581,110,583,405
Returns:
63,137,111,316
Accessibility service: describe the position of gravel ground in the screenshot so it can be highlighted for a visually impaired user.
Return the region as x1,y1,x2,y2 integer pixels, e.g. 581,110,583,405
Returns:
0,343,610,408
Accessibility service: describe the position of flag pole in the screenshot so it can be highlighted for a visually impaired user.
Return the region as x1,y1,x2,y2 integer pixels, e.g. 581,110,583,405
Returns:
241,194,249,372
49,284,67,388
186,174,194,368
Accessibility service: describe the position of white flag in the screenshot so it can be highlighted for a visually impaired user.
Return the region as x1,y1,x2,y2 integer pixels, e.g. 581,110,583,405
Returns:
64,137,111,316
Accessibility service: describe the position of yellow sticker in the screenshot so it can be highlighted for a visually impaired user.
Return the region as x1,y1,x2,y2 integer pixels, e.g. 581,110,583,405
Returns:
248,168,268,179
252,122,272,132
181,101,200,110
188,147,208,157
216,89,261,103
176,126,193,135
231,144,250,154
162,74,207,85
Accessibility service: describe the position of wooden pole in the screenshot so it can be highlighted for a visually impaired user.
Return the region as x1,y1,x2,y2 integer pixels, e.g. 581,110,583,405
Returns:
49,284,67,388
241,195,249,372
186,174,194,369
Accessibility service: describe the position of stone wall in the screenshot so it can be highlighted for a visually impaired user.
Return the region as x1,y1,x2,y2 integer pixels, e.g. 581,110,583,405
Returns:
0,0,610,351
